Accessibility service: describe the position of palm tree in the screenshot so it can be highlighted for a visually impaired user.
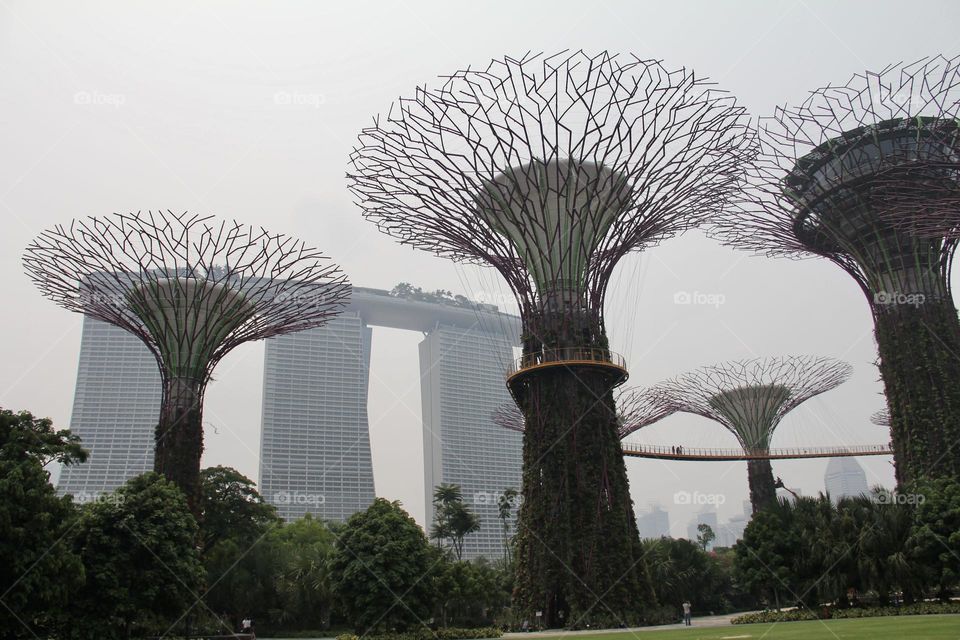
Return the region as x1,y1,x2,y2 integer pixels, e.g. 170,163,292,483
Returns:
431,483,480,558
447,501,481,560
431,484,464,550
845,490,920,605
497,488,518,566
434,483,463,507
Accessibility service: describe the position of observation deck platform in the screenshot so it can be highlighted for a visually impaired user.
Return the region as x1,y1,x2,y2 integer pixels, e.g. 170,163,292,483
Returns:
620,442,894,461
505,348,628,401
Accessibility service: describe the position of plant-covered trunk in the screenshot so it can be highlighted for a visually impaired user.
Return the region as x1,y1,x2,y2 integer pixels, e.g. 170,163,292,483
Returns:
746,458,777,514
873,299,960,486
512,311,644,628
154,376,204,515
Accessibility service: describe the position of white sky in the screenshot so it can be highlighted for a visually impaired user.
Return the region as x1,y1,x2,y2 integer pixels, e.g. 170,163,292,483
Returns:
3,0,957,532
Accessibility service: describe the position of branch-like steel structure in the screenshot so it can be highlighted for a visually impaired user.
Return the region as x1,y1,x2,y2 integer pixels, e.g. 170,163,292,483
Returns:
493,386,677,439
871,409,892,428
660,356,852,512
24,210,350,510
710,55,960,484
348,50,755,627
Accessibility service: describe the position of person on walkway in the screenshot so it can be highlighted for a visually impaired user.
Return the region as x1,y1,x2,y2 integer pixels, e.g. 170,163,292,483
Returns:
682,600,692,626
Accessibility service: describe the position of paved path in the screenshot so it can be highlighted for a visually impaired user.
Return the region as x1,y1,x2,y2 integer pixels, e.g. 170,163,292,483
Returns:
503,612,746,636
265,614,747,640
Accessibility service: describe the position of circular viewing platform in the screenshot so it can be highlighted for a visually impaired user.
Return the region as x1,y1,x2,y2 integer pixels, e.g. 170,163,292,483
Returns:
506,347,628,388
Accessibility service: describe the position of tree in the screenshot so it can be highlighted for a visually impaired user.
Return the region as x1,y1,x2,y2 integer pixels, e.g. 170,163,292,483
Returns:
430,484,480,560
199,465,279,551
68,472,203,639
639,537,733,617
0,408,85,640
734,502,797,610
844,491,920,605
272,515,337,629
0,408,86,467
330,498,436,633
696,523,716,551
908,478,960,599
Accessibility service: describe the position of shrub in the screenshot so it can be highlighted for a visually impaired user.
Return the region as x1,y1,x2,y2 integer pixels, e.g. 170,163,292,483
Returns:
731,600,960,624
335,627,503,640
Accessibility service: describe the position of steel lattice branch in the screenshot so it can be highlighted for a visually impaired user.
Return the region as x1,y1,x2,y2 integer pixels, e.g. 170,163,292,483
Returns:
348,50,756,322
659,356,852,451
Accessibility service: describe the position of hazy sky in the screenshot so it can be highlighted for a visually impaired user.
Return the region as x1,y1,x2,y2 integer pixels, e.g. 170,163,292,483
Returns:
3,0,958,532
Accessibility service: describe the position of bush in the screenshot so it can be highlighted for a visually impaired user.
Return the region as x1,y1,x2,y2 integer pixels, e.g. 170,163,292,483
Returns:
731,609,817,624
335,627,503,640
731,601,960,624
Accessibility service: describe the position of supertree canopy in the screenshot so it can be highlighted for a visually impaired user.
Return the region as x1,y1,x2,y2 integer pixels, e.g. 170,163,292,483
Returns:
660,356,852,513
711,55,960,485
23,211,350,511
349,50,754,626
493,386,677,439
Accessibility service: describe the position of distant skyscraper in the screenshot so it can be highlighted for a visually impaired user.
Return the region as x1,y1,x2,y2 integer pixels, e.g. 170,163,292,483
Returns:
825,457,869,502
259,311,376,522
58,316,160,498
637,504,671,539
716,514,748,547
258,286,520,558
421,324,520,559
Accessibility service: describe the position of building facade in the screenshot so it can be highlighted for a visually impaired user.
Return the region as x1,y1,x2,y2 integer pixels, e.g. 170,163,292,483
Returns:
57,316,160,499
259,287,521,560
637,504,671,539
421,324,521,559
824,457,869,502
259,311,376,522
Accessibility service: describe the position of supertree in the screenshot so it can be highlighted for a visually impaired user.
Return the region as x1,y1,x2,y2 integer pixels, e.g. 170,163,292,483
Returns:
711,55,960,485
660,356,852,513
23,211,350,512
348,50,754,626
493,386,677,439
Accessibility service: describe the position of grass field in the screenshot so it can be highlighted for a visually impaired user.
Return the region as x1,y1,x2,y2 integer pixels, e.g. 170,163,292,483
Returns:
526,615,960,640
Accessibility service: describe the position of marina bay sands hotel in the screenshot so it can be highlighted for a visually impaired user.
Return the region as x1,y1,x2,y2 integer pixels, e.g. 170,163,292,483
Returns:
58,286,522,559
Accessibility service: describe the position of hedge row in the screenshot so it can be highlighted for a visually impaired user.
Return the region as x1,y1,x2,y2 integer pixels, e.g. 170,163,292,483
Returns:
731,601,960,624
336,627,502,640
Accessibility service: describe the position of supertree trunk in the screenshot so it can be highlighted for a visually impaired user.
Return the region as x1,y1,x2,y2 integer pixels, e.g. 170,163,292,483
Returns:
154,377,205,514
513,315,643,627
873,300,960,485
746,458,776,513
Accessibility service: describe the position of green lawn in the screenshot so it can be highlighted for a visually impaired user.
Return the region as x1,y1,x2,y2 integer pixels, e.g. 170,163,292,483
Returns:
528,615,960,640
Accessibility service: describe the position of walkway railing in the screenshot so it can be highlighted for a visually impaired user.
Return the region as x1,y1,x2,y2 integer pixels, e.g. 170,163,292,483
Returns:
508,347,627,377
620,441,893,461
